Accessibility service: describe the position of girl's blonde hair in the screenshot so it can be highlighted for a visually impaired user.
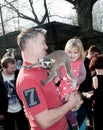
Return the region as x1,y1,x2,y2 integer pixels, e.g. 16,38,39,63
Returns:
65,38,85,60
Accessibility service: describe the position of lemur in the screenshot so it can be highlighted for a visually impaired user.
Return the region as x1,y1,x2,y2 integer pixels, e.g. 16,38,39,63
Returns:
39,50,77,90
3,48,15,58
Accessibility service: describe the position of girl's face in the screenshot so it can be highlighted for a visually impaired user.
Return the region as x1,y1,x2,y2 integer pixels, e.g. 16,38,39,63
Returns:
67,47,81,61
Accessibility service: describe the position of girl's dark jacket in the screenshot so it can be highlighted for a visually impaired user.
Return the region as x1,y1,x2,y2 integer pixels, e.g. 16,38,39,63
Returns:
0,69,23,116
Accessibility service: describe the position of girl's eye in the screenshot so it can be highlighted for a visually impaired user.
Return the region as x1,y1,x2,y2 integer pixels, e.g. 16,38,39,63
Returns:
68,52,71,54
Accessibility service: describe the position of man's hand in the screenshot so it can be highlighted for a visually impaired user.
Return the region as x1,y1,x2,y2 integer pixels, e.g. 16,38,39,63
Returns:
82,90,94,99
66,91,83,111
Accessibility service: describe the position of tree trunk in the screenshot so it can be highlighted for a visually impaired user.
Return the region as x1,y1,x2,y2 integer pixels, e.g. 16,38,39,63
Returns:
77,0,93,34
66,0,97,35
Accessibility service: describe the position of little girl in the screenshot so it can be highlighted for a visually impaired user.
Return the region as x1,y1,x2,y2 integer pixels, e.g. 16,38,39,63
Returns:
57,38,86,130
65,38,86,88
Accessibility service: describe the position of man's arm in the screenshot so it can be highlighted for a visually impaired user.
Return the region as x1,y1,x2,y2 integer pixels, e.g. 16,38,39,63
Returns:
34,91,81,129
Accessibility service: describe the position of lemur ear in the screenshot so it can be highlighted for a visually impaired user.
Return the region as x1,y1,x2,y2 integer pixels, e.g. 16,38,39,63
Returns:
38,58,44,64
51,58,55,63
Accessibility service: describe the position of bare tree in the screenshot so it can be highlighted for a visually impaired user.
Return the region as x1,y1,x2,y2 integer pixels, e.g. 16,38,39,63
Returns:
0,0,51,34
0,0,19,35
0,0,103,36
0,4,5,35
66,0,98,34
4,0,49,25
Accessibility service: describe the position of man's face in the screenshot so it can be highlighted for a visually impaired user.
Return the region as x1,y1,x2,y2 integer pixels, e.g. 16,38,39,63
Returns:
5,63,16,75
33,33,48,59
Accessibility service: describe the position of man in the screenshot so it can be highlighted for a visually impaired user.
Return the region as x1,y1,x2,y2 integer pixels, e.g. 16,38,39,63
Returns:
16,28,81,130
0,56,29,130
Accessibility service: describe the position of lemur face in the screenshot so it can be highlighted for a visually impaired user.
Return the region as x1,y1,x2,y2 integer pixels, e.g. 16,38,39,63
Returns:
39,58,55,69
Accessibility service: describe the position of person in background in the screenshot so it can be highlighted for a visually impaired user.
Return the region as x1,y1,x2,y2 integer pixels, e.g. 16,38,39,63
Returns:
16,28,81,130
16,59,22,70
80,45,101,92
0,56,29,130
79,45,101,129
89,55,98,77
89,54,103,130
58,37,86,130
